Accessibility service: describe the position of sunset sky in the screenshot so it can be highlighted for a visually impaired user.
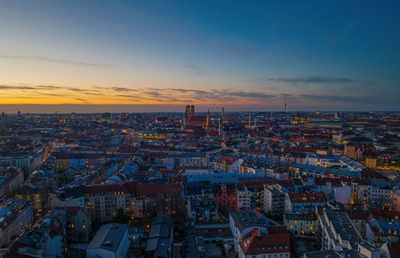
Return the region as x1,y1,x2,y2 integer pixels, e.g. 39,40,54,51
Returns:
1,0,399,112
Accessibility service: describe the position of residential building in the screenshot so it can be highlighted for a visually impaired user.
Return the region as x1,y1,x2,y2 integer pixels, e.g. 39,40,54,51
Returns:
243,181,269,211
66,207,92,243
392,189,400,212
284,212,318,236
347,210,369,237
84,182,182,222
146,215,174,258
229,209,269,251
87,223,130,258
237,183,251,210
238,228,290,258
0,167,24,194
366,219,400,246
212,183,237,209
187,199,219,223
183,181,213,202
284,192,327,214
0,199,33,247
263,184,285,218
179,152,208,168
4,209,66,258
320,210,363,251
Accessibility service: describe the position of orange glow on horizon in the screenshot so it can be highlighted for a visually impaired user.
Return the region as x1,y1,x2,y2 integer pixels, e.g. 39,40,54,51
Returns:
0,83,284,106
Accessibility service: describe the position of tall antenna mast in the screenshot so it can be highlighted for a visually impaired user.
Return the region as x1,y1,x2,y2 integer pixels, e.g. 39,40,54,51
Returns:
284,96,287,113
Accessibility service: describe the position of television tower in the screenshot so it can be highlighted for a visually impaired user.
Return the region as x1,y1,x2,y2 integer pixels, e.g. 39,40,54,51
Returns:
284,96,287,113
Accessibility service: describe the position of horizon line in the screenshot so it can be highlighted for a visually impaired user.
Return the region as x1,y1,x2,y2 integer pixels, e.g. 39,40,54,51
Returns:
1,103,399,114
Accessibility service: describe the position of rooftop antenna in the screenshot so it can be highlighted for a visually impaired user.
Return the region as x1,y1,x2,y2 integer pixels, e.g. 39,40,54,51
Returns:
284,96,287,113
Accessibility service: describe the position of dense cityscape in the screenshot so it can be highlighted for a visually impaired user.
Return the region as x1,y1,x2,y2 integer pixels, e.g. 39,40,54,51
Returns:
1,1,400,257
0,107,399,257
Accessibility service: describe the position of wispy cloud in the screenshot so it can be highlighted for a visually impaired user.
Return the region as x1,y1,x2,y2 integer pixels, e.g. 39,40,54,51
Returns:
268,76,354,84
0,85,36,90
134,88,275,103
116,95,142,99
35,92,64,97
36,85,63,90
280,93,291,97
109,87,275,103
301,94,359,102
111,87,139,92
182,62,205,76
299,94,400,107
0,55,112,68
0,83,105,102
1,83,397,109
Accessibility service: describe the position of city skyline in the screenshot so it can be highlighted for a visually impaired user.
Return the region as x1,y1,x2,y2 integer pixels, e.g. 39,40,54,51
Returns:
1,1,400,112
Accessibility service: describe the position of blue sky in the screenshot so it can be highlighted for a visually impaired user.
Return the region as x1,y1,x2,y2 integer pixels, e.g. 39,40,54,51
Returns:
0,0,399,112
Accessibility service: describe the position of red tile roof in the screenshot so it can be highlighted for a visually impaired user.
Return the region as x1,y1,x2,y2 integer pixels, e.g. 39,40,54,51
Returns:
371,209,400,221
240,228,290,255
219,156,238,165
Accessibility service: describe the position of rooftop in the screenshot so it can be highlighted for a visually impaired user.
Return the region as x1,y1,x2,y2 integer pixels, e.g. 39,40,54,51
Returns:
87,223,128,253
231,210,269,233
325,210,363,249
